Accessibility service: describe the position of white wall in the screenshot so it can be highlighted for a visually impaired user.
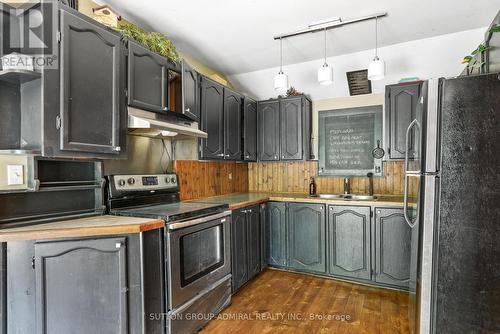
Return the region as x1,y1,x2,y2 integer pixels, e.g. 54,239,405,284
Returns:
228,28,486,101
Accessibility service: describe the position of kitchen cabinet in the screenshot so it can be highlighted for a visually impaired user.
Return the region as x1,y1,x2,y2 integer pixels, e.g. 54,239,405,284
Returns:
223,89,243,160
231,205,261,292
259,203,267,270
182,60,200,122
328,205,371,280
287,203,326,274
257,100,280,161
200,76,225,159
258,96,312,161
243,98,258,161
128,40,169,113
385,82,422,160
374,207,412,289
265,202,287,267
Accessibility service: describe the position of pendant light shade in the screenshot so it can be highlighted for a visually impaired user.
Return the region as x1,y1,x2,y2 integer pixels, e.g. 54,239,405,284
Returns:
317,28,333,85
367,17,385,81
274,38,288,92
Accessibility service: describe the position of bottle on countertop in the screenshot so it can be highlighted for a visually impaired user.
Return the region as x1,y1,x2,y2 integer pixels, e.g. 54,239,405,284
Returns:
309,177,317,196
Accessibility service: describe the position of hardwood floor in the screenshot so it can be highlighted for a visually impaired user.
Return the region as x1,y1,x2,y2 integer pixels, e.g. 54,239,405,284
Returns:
201,269,411,334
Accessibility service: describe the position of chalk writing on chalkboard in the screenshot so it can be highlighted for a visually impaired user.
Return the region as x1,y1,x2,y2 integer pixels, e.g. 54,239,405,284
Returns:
324,114,375,170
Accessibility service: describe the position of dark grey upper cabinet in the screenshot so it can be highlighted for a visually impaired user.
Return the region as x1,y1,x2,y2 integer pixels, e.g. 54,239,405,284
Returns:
58,8,125,155
243,98,257,161
374,208,412,288
287,203,326,274
223,89,243,160
266,202,287,267
328,205,371,280
200,77,224,159
231,209,248,292
34,238,128,334
128,40,169,113
246,205,261,280
280,97,303,160
182,60,199,122
385,83,422,159
258,100,280,161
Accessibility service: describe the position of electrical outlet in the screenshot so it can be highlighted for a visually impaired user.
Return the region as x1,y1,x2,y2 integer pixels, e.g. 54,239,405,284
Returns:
228,173,232,180
7,165,24,185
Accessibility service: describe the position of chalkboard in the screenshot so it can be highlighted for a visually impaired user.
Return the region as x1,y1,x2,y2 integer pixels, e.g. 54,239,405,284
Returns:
318,105,383,176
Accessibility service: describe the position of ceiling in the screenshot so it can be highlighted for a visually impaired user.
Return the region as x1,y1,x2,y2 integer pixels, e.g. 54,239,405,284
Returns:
101,0,499,75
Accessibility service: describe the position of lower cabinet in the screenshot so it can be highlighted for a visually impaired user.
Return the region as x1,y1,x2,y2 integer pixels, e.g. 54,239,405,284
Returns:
231,204,262,293
287,203,326,274
328,205,371,280
265,202,287,267
374,208,414,289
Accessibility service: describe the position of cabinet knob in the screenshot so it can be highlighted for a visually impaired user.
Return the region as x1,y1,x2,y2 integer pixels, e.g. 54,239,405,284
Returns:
282,155,285,158
225,154,230,158
114,146,121,152
217,153,225,157
274,155,278,159
377,210,381,214
185,107,190,112
115,242,122,249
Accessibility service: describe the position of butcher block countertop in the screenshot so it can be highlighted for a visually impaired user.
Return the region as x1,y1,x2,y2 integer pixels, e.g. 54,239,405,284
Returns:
188,192,406,210
0,215,165,242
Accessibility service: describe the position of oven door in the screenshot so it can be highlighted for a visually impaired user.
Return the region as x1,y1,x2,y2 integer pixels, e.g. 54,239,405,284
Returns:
166,211,231,310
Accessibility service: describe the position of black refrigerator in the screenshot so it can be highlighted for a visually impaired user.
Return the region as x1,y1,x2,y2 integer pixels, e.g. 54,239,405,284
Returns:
407,73,500,334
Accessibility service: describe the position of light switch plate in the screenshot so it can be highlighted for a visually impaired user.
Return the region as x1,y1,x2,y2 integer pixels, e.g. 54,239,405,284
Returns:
7,165,24,185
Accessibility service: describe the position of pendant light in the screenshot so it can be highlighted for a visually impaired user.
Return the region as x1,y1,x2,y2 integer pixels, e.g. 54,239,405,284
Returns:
274,37,288,92
368,16,385,80
317,28,333,85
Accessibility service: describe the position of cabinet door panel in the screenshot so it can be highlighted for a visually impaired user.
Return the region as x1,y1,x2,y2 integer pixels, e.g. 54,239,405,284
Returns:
128,41,168,113
246,205,261,280
224,89,242,160
200,78,224,159
328,206,371,280
34,238,128,334
243,98,257,161
182,60,199,121
280,97,303,160
375,208,412,288
288,203,326,273
60,9,123,154
258,101,280,161
231,209,248,292
266,202,287,267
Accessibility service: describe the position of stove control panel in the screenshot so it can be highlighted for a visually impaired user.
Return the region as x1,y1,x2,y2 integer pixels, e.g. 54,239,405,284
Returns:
112,174,177,191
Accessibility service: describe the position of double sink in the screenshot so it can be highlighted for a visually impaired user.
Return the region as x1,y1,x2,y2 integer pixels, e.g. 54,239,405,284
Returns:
309,193,377,201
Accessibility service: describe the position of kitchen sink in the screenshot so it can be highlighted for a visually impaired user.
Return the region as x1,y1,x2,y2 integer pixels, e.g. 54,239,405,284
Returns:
309,194,377,201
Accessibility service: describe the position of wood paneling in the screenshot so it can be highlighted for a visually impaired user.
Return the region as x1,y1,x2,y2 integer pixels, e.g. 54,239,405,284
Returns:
249,161,410,196
174,160,249,200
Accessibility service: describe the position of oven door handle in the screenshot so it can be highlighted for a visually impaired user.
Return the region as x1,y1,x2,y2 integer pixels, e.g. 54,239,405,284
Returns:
167,210,231,230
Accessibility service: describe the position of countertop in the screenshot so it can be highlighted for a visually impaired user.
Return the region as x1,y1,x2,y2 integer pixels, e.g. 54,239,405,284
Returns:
187,192,406,210
0,215,165,242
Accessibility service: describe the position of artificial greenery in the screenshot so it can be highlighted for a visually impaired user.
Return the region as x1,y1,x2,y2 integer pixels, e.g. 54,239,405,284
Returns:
490,24,500,33
116,22,180,62
462,43,489,64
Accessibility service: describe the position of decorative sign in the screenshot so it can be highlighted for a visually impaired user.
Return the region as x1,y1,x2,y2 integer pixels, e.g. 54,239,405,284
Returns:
318,105,383,176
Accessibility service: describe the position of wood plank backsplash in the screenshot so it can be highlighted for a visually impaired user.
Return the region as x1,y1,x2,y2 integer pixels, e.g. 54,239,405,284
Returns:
248,160,407,195
174,160,249,200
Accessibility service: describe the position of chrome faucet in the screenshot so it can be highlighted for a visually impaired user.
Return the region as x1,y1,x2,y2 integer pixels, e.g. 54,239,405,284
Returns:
344,177,350,195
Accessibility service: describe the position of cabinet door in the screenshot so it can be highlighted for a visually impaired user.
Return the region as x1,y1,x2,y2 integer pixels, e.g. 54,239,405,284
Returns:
258,100,280,161
243,98,257,161
34,238,128,334
246,205,261,280
266,202,287,267
59,9,124,155
385,83,421,159
231,208,248,292
223,89,242,160
280,97,303,160
288,203,326,273
259,203,267,270
200,77,224,159
328,206,371,280
182,60,199,122
374,208,412,288
128,40,169,113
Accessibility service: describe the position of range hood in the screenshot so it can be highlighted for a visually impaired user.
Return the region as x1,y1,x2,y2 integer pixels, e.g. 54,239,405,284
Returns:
128,107,207,139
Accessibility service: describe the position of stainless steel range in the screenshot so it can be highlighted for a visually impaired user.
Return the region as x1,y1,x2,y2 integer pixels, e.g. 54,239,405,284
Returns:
106,174,232,334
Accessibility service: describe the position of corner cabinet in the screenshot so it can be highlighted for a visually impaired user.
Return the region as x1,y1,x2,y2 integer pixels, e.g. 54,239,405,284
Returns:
243,98,257,161
287,203,326,274
258,95,312,161
53,7,127,157
384,82,422,160
327,205,371,280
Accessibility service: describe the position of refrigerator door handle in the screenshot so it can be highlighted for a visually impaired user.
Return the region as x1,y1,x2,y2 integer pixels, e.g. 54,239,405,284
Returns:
404,118,421,227
404,118,421,174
